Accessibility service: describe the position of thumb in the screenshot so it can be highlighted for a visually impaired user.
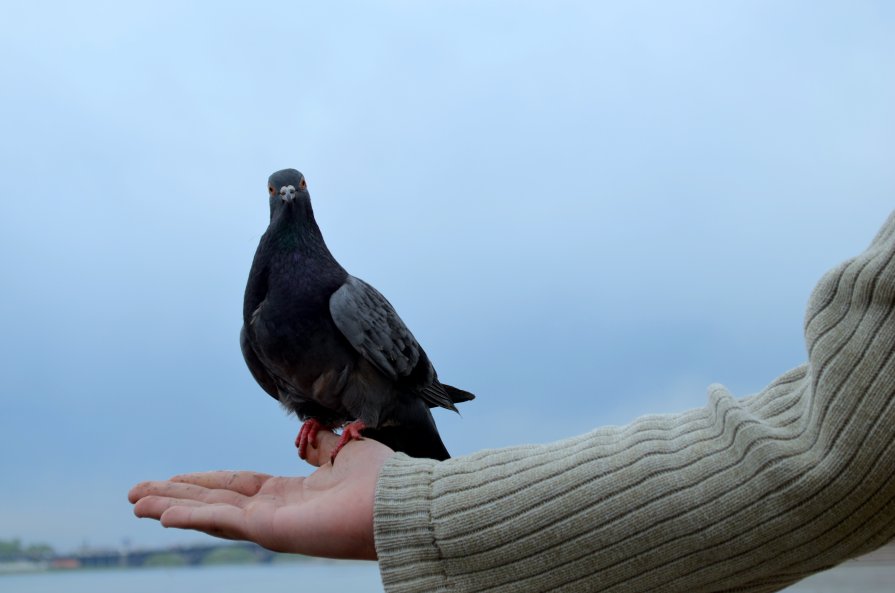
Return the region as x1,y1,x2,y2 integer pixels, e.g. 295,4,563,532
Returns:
303,429,340,468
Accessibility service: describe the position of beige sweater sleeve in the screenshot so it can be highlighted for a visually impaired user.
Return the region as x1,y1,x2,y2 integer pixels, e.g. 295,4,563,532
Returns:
373,211,895,593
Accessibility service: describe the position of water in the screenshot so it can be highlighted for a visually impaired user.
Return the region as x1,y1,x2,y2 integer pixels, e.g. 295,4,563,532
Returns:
0,562,384,593
1,560,892,592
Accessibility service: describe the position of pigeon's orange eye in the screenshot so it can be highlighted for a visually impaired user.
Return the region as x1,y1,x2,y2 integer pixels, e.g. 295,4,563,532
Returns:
299,178,307,190
268,186,274,195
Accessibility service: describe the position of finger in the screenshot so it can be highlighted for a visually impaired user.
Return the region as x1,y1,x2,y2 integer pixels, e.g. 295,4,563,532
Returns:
160,503,248,540
169,471,272,496
129,481,152,503
134,495,206,520
129,480,250,507
130,480,191,503
303,429,340,468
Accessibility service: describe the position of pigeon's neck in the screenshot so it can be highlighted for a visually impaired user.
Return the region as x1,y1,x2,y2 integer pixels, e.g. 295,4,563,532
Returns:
268,201,338,263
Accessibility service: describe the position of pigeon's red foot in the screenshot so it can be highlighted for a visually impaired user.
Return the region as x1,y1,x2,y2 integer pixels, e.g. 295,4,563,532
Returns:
331,420,367,464
296,419,330,460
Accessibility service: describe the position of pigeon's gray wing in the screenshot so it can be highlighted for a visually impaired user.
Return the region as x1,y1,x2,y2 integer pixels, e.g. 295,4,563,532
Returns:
330,276,458,411
240,323,280,401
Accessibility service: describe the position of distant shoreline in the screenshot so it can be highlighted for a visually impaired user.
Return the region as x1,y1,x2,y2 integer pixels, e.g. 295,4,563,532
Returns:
0,542,322,575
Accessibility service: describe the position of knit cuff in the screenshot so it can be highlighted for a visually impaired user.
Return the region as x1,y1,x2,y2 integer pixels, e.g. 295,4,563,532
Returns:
374,454,451,593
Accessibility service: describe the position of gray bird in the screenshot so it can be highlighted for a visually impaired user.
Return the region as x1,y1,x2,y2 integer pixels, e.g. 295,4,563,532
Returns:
241,168,474,461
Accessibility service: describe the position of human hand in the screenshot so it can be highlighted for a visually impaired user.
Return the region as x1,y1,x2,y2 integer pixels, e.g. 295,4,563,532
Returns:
128,431,394,560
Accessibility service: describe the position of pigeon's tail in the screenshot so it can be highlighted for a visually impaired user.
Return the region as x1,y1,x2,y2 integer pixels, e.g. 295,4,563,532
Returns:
444,384,475,404
363,425,451,460
363,406,451,461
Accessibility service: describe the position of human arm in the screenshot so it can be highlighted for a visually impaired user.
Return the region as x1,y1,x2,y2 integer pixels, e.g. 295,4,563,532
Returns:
373,211,895,592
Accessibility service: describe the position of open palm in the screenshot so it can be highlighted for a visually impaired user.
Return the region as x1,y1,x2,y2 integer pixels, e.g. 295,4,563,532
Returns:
128,430,394,560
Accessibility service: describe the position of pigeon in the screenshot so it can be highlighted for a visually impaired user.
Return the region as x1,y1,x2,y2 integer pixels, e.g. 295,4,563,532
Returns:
241,168,474,462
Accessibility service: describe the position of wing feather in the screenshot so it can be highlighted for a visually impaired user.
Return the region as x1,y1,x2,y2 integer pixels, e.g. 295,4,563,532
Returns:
240,324,280,401
330,276,421,381
330,276,461,412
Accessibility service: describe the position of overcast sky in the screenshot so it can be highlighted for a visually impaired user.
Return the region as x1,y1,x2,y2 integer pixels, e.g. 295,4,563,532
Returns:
1,1,893,552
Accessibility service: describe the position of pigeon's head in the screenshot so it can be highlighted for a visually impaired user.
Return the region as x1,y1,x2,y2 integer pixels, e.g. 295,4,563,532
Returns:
268,168,309,206
266,168,315,225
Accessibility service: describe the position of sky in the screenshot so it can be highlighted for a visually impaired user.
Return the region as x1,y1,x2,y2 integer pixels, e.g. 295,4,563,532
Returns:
0,1,893,553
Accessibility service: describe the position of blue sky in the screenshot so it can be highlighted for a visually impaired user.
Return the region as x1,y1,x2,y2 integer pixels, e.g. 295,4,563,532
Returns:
1,2,893,552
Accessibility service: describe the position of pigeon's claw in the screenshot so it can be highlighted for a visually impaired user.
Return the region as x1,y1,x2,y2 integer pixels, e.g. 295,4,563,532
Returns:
330,420,367,464
296,419,328,460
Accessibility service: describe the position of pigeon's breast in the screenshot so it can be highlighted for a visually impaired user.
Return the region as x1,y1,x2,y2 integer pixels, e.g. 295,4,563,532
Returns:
249,256,354,411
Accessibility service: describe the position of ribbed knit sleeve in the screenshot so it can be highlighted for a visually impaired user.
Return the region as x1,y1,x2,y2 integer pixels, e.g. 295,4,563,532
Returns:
373,210,895,593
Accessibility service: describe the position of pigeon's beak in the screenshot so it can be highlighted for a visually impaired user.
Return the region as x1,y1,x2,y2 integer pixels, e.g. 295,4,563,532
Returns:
279,185,297,204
